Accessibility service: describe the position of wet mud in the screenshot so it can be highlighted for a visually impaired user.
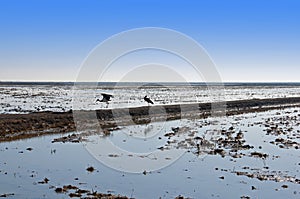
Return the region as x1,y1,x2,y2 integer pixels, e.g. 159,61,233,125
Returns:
1,97,300,142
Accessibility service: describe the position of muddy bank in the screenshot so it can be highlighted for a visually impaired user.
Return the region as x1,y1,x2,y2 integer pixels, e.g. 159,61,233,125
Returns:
1,97,300,142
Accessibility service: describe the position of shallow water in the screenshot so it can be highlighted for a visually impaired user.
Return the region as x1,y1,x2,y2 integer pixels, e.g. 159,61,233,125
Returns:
0,108,299,198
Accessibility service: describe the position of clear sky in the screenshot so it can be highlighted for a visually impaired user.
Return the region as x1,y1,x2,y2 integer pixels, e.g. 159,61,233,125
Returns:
0,0,299,82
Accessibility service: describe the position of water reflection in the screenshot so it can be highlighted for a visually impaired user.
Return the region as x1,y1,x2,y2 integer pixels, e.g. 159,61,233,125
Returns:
0,108,300,198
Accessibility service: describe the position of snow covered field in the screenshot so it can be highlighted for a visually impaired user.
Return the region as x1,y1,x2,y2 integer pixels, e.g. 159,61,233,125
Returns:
1,82,300,114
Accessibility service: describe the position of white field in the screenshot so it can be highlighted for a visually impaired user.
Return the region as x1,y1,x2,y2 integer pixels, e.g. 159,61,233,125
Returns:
0,84,300,114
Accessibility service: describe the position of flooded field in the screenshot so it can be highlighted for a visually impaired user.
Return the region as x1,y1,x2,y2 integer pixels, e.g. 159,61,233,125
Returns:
1,107,299,198
1,82,300,113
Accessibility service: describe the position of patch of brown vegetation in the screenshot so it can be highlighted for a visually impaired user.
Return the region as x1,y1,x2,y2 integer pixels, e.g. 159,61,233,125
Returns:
53,184,130,199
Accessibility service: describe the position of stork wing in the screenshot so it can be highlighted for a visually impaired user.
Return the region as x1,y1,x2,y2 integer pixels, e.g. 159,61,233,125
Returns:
101,93,113,98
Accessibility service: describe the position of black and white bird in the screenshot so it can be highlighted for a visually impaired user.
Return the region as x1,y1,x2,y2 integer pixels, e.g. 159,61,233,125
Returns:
144,95,154,105
96,93,113,108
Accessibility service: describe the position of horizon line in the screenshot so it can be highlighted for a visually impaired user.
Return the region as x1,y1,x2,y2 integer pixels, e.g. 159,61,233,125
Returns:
1,80,300,84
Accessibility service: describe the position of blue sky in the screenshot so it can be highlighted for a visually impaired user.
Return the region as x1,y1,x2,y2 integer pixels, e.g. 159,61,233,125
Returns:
0,0,299,82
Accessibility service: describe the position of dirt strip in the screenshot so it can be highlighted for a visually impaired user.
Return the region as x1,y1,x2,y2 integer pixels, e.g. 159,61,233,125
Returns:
1,97,300,142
